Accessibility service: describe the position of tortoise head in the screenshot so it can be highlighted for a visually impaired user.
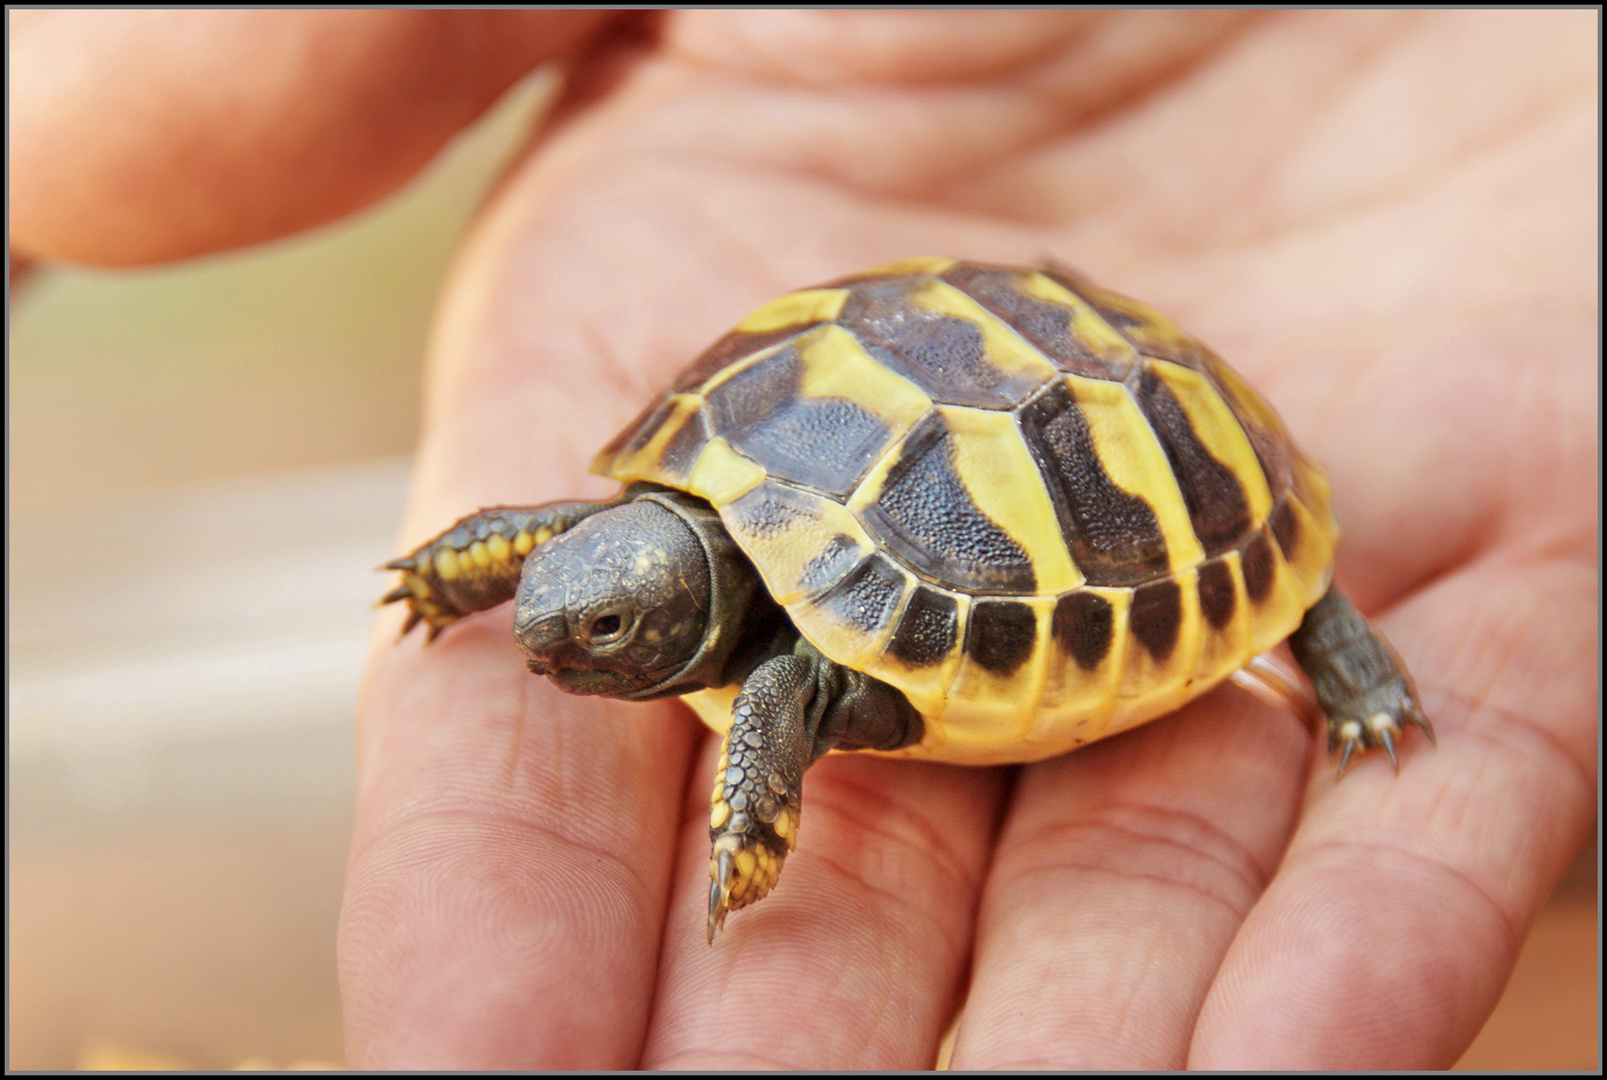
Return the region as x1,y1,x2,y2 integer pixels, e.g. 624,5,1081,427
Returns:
513,498,714,699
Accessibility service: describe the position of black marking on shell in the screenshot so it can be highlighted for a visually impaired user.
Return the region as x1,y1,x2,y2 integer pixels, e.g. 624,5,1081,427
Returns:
1270,499,1301,561
942,263,1131,381
1040,268,1206,370
1052,591,1114,671
1196,557,1237,630
798,534,864,597
702,345,892,498
1206,354,1293,502
815,553,908,637
886,584,960,669
1241,531,1275,604
1016,381,1169,587
596,397,710,483
656,409,712,481
965,598,1038,676
1129,579,1183,663
861,412,1037,594
724,482,864,598
838,277,1044,409
672,324,823,394
1136,365,1253,556
595,395,667,465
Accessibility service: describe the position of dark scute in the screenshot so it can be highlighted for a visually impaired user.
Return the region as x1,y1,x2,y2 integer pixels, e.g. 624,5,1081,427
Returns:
1196,557,1237,630
944,264,1126,381
816,554,907,636
1017,381,1169,586
1270,499,1301,561
671,324,822,393
887,585,959,668
703,345,892,497
862,413,1037,594
1241,531,1275,603
1052,591,1114,671
840,279,1040,408
966,599,1038,676
1136,366,1253,555
1129,579,1182,662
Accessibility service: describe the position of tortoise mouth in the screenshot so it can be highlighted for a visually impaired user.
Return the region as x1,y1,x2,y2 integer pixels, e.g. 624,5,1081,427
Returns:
541,661,682,699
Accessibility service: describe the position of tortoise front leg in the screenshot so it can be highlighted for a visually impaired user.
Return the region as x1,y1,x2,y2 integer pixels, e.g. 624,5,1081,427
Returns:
707,643,922,942
380,496,626,640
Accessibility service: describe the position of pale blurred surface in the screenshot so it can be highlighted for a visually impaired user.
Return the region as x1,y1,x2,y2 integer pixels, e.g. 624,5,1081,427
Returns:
8,70,554,1071
6,57,1596,1073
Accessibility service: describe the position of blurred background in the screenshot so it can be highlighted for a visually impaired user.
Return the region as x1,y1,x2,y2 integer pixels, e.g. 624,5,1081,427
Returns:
7,62,1596,1072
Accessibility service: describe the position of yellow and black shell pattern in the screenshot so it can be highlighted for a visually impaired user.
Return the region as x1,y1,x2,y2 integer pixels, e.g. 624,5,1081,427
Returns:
593,258,1339,765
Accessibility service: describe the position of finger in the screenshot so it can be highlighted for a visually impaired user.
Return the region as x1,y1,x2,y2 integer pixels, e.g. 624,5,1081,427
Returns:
337,50,721,1065
340,625,697,1069
9,9,615,265
1188,555,1596,1068
643,739,1008,1070
948,686,1310,1069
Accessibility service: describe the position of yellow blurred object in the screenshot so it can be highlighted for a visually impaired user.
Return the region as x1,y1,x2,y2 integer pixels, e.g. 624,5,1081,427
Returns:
76,1041,343,1071
76,1040,196,1071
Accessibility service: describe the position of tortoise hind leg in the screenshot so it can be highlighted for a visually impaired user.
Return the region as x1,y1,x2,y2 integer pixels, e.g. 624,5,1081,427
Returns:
380,496,627,641
707,642,922,942
1286,586,1435,777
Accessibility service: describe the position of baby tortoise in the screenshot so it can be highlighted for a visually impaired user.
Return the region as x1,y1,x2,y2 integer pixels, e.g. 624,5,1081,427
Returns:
382,257,1432,942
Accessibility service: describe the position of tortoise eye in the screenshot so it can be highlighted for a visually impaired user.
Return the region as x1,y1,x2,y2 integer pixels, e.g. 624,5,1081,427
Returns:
586,611,631,646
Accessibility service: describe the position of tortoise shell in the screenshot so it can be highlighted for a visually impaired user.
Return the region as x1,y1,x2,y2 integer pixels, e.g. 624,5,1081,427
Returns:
592,257,1339,764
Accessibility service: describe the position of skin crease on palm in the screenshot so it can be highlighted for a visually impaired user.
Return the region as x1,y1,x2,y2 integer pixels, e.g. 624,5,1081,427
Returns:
10,9,1596,1071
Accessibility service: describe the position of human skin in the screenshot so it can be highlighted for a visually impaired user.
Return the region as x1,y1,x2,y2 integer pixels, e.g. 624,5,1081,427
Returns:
11,10,1596,1070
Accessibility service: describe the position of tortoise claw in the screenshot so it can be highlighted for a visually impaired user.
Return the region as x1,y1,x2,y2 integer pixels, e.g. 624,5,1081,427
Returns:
1335,737,1357,780
1378,723,1400,771
708,851,735,945
399,610,423,641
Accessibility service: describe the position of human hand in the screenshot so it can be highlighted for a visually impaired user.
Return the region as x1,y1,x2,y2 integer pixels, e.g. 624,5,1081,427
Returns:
14,11,1595,1069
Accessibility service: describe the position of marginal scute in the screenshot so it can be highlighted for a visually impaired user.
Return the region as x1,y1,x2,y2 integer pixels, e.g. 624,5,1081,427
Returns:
1196,555,1237,630
734,288,850,334
1052,590,1115,671
965,598,1039,676
722,480,872,605
809,553,912,666
789,552,912,672
593,394,710,485
886,583,961,669
1129,578,1183,663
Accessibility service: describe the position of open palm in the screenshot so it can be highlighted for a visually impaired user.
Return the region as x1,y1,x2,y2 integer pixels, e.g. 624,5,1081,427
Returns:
15,11,1594,1070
